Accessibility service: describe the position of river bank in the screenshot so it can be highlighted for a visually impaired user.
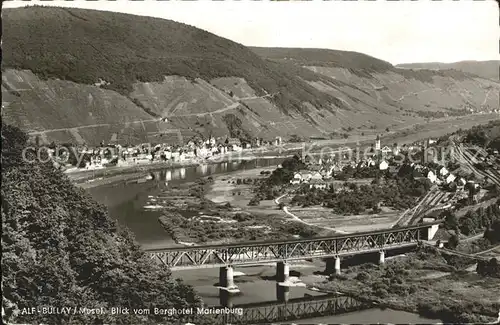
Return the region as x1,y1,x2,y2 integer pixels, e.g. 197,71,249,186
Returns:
308,246,500,323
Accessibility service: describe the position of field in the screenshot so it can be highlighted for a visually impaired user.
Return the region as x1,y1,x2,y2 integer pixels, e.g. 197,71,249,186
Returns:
286,206,401,233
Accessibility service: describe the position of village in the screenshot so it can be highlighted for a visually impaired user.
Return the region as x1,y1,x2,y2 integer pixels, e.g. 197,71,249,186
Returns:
239,133,500,235
288,135,498,193
45,135,284,172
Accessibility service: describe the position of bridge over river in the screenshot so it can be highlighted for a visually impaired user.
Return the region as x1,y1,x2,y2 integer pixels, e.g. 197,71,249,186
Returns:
146,222,440,291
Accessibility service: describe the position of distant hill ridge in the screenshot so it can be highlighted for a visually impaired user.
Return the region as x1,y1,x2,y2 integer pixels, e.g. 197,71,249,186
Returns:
396,61,500,80
2,6,500,146
250,47,394,72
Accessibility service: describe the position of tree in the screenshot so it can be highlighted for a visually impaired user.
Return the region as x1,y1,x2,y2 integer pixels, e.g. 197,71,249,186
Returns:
248,198,260,206
443,212,458,230
372,203,382,214
484,220,500,244
448,234,460,249
278,202,285,210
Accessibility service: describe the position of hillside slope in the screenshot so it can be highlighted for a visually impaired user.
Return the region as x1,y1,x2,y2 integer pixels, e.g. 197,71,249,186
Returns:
396,61,500,80
1,122,207,324
2,7,500,145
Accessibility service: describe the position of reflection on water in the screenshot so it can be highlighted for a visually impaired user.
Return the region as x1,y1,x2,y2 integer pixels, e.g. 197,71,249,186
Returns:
213,285,440,325
276,283,290,303
197,164,208,176
210,286,374,325
218,285,290,308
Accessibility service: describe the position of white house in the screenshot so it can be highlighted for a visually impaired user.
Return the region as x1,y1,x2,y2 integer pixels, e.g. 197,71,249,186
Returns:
446,173,456,184
198,147,209,158
164,150,173,160
290,172,304,184
427,170,437,183
296,170,314,182
184,150,196,159
439,167,449,177
310,171,323,181
379,160,389,170
309,179,328,189
381,146,392,155
171,151,186,162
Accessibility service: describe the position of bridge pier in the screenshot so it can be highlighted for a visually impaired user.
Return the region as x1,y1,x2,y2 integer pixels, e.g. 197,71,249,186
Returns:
219,289,234,308
427,224,440,241
379,251,385,265
276,261,290,283
219,266,239,292
276,283,290,303
325,257,341,275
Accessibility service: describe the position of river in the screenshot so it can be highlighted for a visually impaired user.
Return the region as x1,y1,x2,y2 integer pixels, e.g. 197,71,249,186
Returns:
87,158,441,324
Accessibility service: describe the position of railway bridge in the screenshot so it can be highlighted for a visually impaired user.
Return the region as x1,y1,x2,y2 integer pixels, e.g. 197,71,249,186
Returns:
146,222,440,292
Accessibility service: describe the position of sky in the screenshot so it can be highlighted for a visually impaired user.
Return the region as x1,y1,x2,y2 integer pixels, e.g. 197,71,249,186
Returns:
4,0,500,65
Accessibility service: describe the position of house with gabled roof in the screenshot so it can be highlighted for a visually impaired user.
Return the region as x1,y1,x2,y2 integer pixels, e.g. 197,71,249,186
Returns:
381,146,392,154
309,179,328,189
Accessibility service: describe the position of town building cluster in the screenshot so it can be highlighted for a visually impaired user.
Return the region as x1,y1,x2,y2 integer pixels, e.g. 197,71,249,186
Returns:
288,135,498,203
50,136,283,172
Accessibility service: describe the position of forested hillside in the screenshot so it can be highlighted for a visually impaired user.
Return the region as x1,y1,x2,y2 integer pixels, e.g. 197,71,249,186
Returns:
2,6,340,114
1,122,208,324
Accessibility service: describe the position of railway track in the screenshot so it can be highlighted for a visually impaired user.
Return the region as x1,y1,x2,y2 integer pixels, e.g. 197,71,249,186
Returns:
395,186,451,227
452,142,500,186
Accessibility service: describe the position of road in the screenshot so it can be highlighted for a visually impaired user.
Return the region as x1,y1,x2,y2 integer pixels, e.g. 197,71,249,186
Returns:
28,117,164,135
165,92,278,118
275,193,349,234
28,92,279,136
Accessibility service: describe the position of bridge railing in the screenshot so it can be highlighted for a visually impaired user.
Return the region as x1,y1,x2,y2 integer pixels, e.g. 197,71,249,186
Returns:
146,223,440,269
